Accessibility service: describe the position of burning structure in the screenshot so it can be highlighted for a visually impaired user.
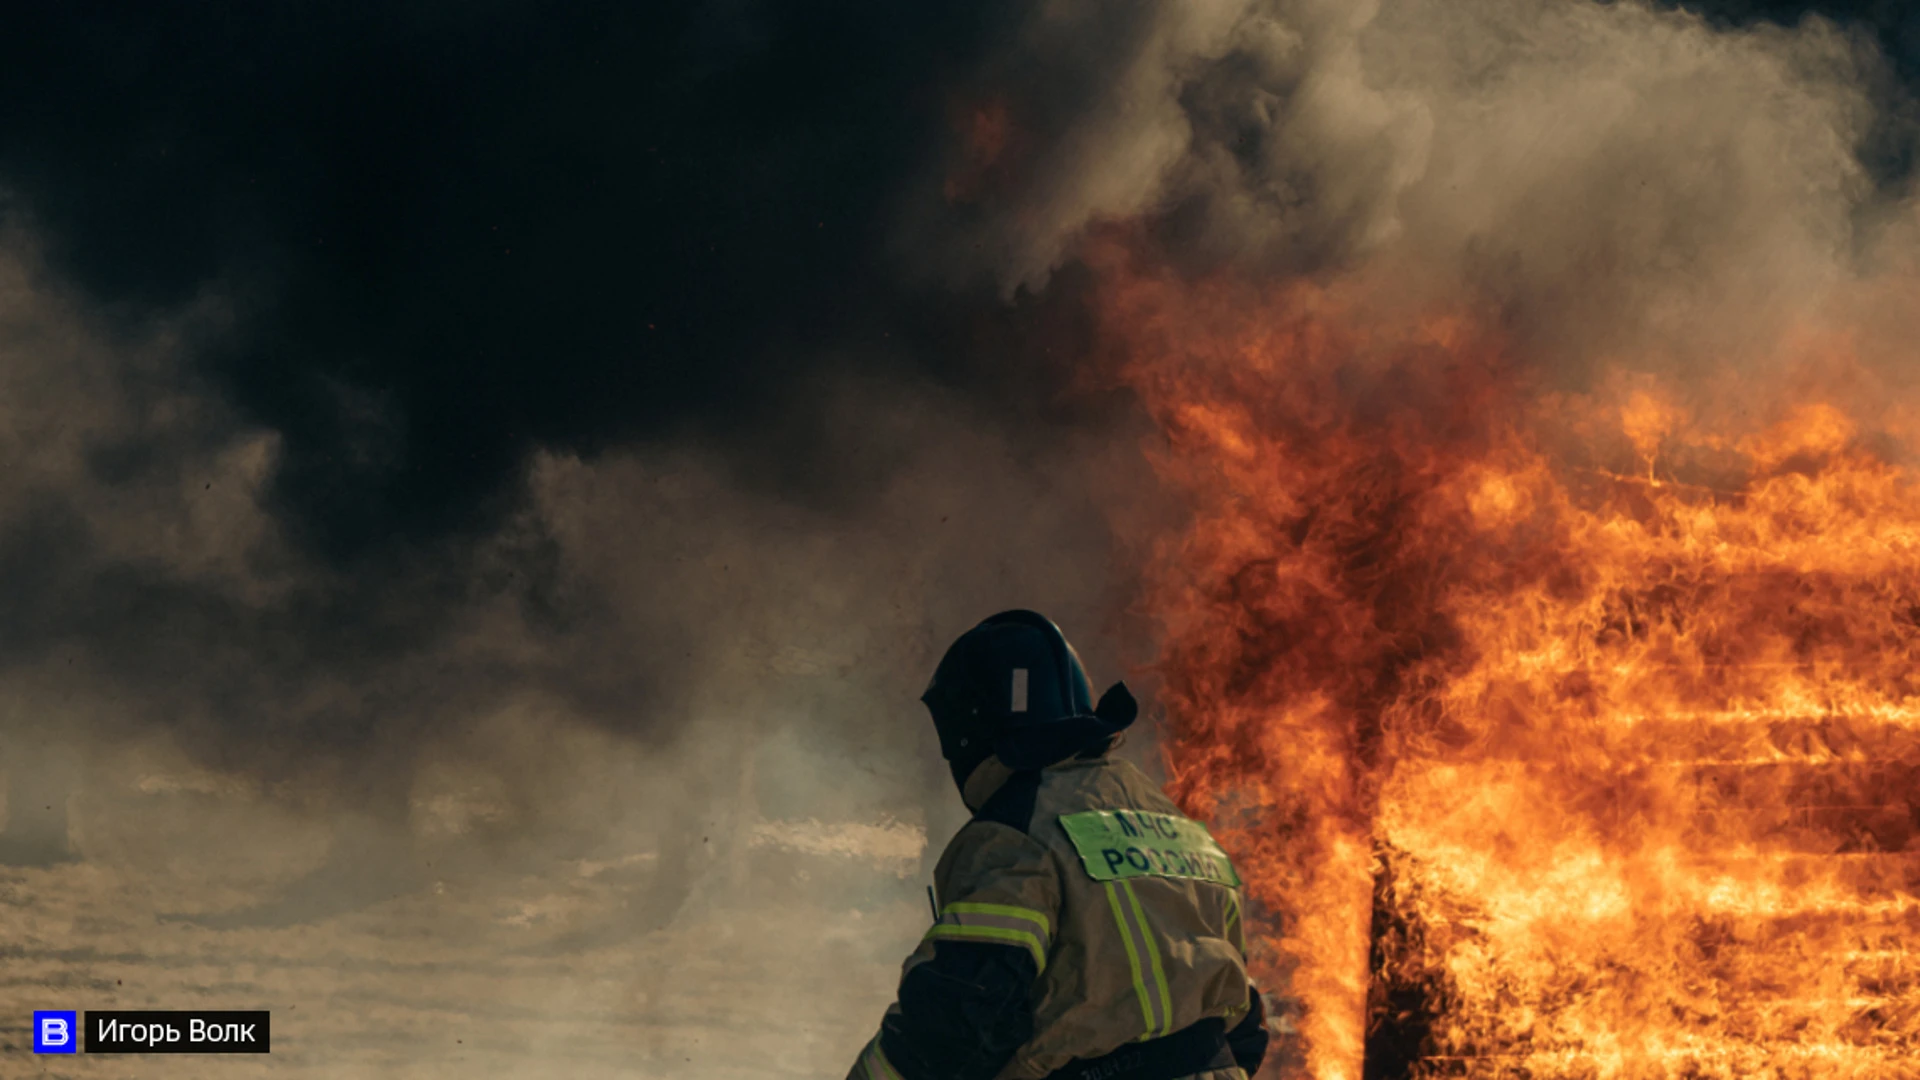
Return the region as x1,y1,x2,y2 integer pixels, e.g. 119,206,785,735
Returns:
1106,254,1920,1077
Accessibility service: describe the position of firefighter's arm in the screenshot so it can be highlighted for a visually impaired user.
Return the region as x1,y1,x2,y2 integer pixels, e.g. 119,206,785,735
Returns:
1221,886,1269,1076
1226,985,1271,1076
846,820,1060,1080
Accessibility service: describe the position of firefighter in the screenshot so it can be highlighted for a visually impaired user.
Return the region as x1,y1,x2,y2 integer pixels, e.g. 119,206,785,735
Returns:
847,610,1270,1080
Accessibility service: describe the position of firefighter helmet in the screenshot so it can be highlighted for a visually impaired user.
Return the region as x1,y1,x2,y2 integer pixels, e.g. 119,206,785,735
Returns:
921,610,1136,790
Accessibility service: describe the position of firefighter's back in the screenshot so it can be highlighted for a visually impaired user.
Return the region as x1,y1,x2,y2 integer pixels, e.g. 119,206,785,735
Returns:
946,753,1257,1080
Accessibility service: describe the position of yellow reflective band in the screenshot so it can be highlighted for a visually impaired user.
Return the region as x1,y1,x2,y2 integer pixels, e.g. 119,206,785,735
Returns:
1104,881,1156,1037
862,1037,903,1080
1121,879,1175,1037
924,923,1047,971
928,901,1053,965
1225,891,1243,953
941,901,1052,937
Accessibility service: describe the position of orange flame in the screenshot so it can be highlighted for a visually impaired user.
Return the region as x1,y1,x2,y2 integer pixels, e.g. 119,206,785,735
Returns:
1100,243,1920,1078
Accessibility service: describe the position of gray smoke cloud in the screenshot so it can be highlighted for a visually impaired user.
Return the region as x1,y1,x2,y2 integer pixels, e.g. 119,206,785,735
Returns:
0,221,1165,1072
902,0,1432,293
908,0,1918,387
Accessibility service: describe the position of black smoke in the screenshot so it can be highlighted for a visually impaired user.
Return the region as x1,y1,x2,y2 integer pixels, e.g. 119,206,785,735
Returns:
0,0,1914,882
0,0,1912,559
0,1,1143,799
0,0,1102,560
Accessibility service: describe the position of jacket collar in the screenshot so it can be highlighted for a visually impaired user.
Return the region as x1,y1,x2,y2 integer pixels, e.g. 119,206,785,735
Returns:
961,755,1014,811
961,751,1113,811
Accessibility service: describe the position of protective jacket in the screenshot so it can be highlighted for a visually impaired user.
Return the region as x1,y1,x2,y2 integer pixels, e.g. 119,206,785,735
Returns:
847,751,1269,1080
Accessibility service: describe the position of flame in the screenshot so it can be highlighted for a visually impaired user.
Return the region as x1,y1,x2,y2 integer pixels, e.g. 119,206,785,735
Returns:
1100,243,1920,1078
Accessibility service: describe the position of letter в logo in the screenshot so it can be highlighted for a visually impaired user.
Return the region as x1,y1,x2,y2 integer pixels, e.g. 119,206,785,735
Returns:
34,1010,77,1054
